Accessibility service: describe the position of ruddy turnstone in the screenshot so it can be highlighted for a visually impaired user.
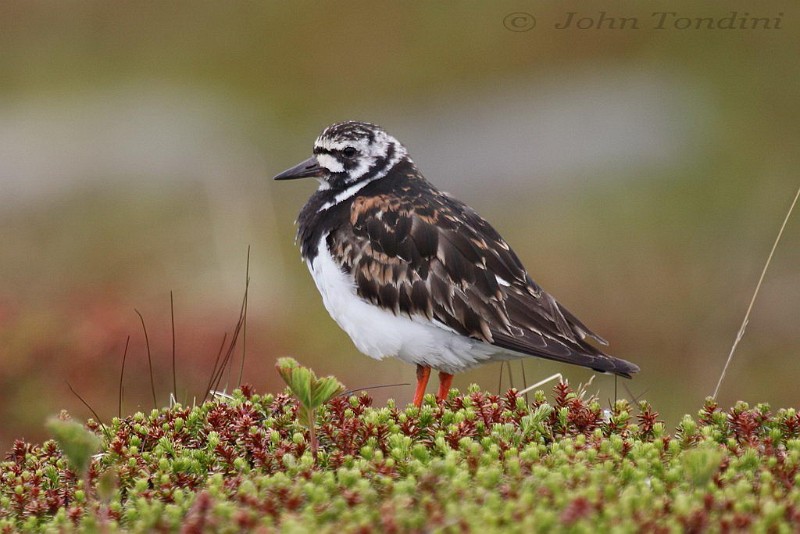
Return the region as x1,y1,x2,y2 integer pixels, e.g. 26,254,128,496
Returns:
274,121,639,407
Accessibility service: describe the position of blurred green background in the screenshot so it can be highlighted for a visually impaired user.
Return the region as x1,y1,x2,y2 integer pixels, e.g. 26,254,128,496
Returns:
1,1,798,451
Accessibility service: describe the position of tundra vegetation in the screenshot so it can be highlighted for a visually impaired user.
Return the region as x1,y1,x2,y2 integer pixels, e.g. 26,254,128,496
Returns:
2,362,800,532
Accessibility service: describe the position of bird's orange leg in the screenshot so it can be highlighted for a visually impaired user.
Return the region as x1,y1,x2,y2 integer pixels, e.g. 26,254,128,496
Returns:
413,365,431,407
437,372,454,402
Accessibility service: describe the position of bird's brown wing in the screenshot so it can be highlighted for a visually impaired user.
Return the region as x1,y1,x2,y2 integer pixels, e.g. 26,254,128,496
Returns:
328,185,639,378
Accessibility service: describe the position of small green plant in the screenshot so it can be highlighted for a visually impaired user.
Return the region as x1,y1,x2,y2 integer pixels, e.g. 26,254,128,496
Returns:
46,412,101,476
275,357,345,459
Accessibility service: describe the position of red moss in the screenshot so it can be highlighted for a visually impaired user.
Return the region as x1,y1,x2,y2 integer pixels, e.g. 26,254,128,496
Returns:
561,496,593,525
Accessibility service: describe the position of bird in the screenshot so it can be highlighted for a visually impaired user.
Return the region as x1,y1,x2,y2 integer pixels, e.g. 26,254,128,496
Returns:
274,121,639,408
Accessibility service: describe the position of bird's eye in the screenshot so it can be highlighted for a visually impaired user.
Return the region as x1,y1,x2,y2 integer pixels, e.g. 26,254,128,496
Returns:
342,147,357,158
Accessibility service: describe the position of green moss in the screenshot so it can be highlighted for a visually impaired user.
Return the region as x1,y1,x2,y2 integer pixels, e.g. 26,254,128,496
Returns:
2,383,800,531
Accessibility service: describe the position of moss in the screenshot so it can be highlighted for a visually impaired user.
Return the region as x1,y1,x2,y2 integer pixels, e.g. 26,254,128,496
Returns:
2,382,800,531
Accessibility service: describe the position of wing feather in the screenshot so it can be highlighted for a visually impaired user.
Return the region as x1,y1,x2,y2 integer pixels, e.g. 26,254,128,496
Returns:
330,184,639,378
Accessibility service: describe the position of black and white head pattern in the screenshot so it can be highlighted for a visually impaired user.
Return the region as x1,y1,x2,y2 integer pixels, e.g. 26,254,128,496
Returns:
312,121,408,192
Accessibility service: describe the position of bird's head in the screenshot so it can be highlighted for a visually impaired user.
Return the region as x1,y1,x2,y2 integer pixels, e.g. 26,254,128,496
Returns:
274,121,409,191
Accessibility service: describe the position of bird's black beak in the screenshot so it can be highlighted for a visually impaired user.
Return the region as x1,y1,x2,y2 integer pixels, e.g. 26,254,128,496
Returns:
273,156,325,181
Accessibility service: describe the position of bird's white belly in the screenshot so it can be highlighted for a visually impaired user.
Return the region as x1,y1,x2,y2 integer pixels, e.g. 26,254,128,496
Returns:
308,237,501,374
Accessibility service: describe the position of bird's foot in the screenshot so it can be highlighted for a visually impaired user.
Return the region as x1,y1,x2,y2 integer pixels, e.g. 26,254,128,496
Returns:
436,372,454,402
413,365,431,408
